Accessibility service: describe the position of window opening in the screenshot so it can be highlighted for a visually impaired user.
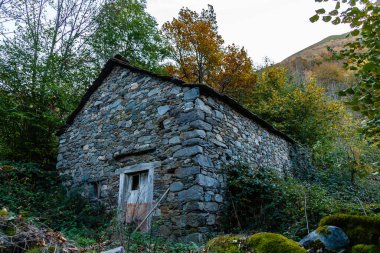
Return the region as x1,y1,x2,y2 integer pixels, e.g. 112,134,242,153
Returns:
89,181,100,199
131,174,140,190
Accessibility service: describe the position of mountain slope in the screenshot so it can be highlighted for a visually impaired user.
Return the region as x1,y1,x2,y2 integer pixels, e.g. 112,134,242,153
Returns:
280,33,356,98
281,32,353,65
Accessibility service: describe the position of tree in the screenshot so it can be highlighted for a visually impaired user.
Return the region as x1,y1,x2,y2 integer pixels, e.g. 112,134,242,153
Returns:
0,0,101,164
249,65,353,147
89,0,169,72
162,5,256,102
213,44,257,102
0,0,170,164
311,0,380,147
162,5,224,84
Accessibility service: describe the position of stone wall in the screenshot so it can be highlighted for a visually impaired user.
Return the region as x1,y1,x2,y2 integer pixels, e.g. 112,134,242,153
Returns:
164,92,295,241
57,66,298,242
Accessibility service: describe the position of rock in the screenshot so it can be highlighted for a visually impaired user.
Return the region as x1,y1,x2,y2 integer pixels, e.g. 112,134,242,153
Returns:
207,214,216,225
214,110,223,119
94,101,103,106
214,194,223,203
110,99,122,109
125,101,136,110
173,146,203,157
170,182,184,192
157,105,170,115
177,110,205,124
183,202,204,211
299,226,349,251
190,120,212,131
101,246,124,253
184,88,200,101
169,136,180,145
184,102,194,111
195,98,212,114
170,86,181,94
175,166,201,178
178,185,204,201
148,88,160,96
196,174,219,188
182,130,206,139
194,154,214,168
183,138,203,146
129,82,139,90
204,202,218,212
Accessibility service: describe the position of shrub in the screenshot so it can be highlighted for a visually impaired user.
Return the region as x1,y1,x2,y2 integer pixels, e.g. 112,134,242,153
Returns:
223,163,380,240
246,232,307,253
0,161,110,240
319,214,380,246
350,244,380,253
206,235,246,253
223,164,336,238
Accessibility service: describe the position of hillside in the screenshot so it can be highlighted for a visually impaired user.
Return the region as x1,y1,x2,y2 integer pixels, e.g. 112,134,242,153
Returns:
281,32,353,65
280,33,356,98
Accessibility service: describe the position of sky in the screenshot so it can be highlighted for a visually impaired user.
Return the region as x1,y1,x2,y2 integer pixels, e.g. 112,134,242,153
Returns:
146,0,351,64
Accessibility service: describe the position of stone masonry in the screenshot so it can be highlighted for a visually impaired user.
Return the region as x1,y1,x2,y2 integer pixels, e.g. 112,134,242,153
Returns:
57,56,303,242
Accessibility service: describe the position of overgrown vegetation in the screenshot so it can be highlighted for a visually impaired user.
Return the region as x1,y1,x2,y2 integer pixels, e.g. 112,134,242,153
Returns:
0,162,109,237
222,164,380,240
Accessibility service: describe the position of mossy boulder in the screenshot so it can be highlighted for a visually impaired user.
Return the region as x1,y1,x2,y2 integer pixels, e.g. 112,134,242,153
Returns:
247,232,307,253
350,244,380,253
206,235,246,253
300,225,349,250
319,214,380,246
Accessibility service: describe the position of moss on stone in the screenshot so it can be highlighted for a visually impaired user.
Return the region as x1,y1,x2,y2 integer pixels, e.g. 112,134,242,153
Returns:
316,225,332,234
246,232,307,253
206,235,246,253
319,214,380,246
350,244,380,253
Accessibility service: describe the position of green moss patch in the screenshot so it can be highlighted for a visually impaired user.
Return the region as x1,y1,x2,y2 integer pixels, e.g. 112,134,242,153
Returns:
350,244,380,253
247,232,307,253
319,214,380,246
316,225,332,234
206,235,246,253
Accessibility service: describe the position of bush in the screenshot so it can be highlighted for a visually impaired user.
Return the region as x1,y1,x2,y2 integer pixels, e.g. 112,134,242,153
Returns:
223,163,380,240
0,161,110,240
206,235,246,253
246,233,307,253
350,244,380,253
319,214,380,246
223,164,337,238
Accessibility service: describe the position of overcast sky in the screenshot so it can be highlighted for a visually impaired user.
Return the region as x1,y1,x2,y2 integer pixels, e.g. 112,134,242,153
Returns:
146,0,351,64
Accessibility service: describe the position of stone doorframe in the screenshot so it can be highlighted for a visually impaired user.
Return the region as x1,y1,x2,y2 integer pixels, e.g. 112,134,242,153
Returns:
116,161,160,230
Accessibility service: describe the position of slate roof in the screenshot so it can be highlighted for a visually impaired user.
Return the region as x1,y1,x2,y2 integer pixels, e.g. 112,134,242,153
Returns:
58,55,295,143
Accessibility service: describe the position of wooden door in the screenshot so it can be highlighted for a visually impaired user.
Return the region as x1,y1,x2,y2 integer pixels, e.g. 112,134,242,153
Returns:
124,171,150,230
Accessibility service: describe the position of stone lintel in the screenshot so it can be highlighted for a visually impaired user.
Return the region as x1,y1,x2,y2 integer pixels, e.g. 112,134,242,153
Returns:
115,161,161,175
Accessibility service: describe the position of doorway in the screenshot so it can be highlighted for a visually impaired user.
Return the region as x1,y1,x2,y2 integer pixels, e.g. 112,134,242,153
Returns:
117,162,159,231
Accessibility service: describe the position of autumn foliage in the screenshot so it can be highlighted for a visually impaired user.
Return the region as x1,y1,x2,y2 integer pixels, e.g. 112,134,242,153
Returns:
162,5,256,102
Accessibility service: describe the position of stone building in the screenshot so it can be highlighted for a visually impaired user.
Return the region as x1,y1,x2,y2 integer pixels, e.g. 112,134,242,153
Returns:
57,55,305,242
